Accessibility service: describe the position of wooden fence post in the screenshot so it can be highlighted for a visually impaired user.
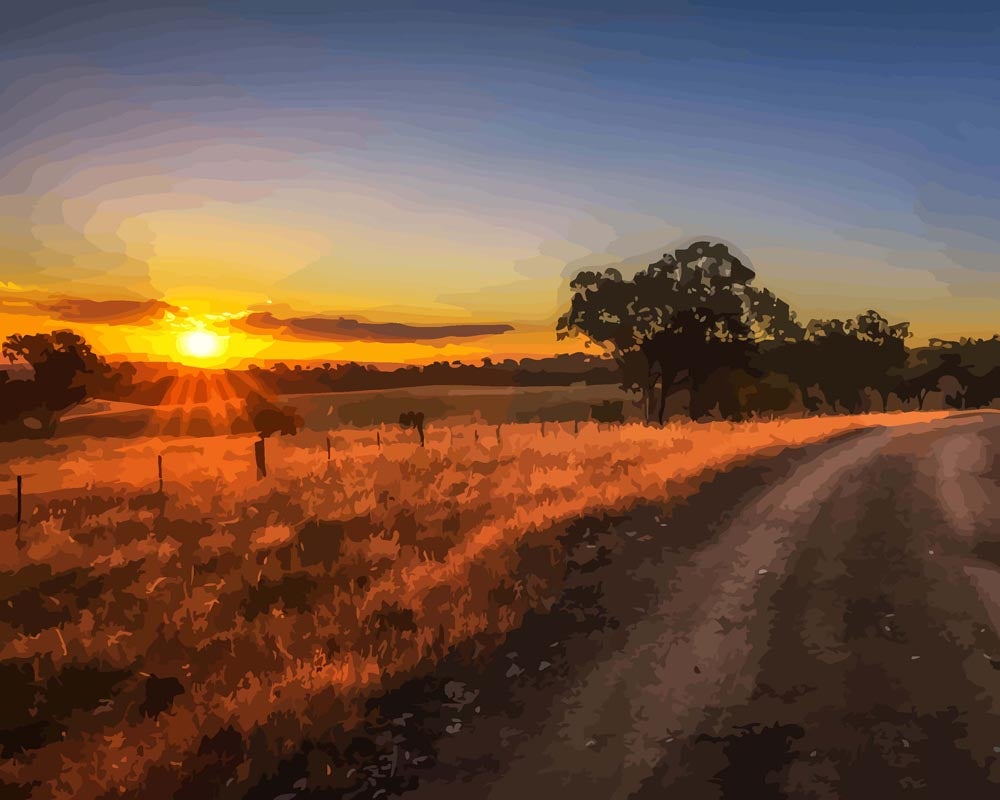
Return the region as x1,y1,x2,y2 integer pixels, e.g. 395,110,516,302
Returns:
157,455,163,493
16,475,22,526
377,430,381,449
574,419,579,435
326,436,331,461
255,438,267,479
496,424,502,445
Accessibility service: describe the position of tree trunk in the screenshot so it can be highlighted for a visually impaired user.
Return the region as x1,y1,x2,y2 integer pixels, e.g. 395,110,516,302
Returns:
643,377,660,425
657,371,677,425
869,389,884,413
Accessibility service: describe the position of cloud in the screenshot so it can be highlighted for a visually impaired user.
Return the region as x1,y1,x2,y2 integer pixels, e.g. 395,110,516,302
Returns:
234,311,513,342
39,297,181,325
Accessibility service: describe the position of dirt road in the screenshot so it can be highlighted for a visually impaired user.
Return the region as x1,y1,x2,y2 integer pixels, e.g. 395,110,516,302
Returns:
386,413,1000,798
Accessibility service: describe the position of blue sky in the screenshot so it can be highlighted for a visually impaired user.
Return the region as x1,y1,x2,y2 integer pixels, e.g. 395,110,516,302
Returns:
1,0,999,361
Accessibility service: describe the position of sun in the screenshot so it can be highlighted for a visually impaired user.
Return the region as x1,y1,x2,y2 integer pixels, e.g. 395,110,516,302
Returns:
176,329,226,363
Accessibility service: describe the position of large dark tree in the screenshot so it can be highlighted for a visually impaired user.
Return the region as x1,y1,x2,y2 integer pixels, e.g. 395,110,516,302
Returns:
557,241,801,423
0,330,123,439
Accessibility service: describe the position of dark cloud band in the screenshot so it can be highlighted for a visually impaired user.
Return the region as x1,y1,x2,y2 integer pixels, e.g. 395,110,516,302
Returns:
235,311,513,342
38,297,180,325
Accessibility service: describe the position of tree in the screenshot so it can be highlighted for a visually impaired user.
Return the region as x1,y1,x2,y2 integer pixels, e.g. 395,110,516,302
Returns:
759,311,909,414
0,330,121,439
895,352,970,410
231,390,303,438
558,241,799,423
963,366,1000,409
906,336,1000,410
399,411,426,446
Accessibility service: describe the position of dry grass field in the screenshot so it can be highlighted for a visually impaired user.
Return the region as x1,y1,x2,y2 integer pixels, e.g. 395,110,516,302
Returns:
0,412,949,799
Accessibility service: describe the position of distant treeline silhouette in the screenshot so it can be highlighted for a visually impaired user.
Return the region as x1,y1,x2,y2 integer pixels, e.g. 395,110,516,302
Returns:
243,354,620,396
100,353,621,407
558,240,1000,423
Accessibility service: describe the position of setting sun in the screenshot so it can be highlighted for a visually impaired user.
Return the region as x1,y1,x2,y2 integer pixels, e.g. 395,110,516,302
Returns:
176,328,226,363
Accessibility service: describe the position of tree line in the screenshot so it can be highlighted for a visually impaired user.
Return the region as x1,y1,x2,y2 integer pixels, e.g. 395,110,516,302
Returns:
558,240,1000,422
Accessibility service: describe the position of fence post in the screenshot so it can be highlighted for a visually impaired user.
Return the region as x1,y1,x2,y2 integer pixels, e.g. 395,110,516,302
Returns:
377,430,381,449
157,455,163,493
541,421,546,437
255,438,267,479
16,475,22,526
326,436,331,461
496,424,502,445
574,419,579,435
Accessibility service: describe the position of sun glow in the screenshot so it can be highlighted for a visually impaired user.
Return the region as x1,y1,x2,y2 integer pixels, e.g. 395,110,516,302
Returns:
176,328,226,363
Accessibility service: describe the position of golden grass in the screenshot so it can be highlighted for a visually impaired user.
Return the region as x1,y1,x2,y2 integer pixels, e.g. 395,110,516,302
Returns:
0,412,949,799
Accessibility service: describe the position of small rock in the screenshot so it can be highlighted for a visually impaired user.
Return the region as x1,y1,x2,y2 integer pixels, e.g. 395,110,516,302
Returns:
506,664,524,678
757,568,768,575
810,750,818,757
293,778,308,790
910,655,921,661
445,722,462,734
539,661,551,671
901,738,910,748
585,739,597,748
444,681,467,701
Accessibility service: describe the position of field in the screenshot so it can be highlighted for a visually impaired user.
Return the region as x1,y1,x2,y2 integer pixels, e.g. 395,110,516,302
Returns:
0,412,949,799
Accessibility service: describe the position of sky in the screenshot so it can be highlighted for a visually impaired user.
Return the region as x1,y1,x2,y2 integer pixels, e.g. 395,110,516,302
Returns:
1,0,999,366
